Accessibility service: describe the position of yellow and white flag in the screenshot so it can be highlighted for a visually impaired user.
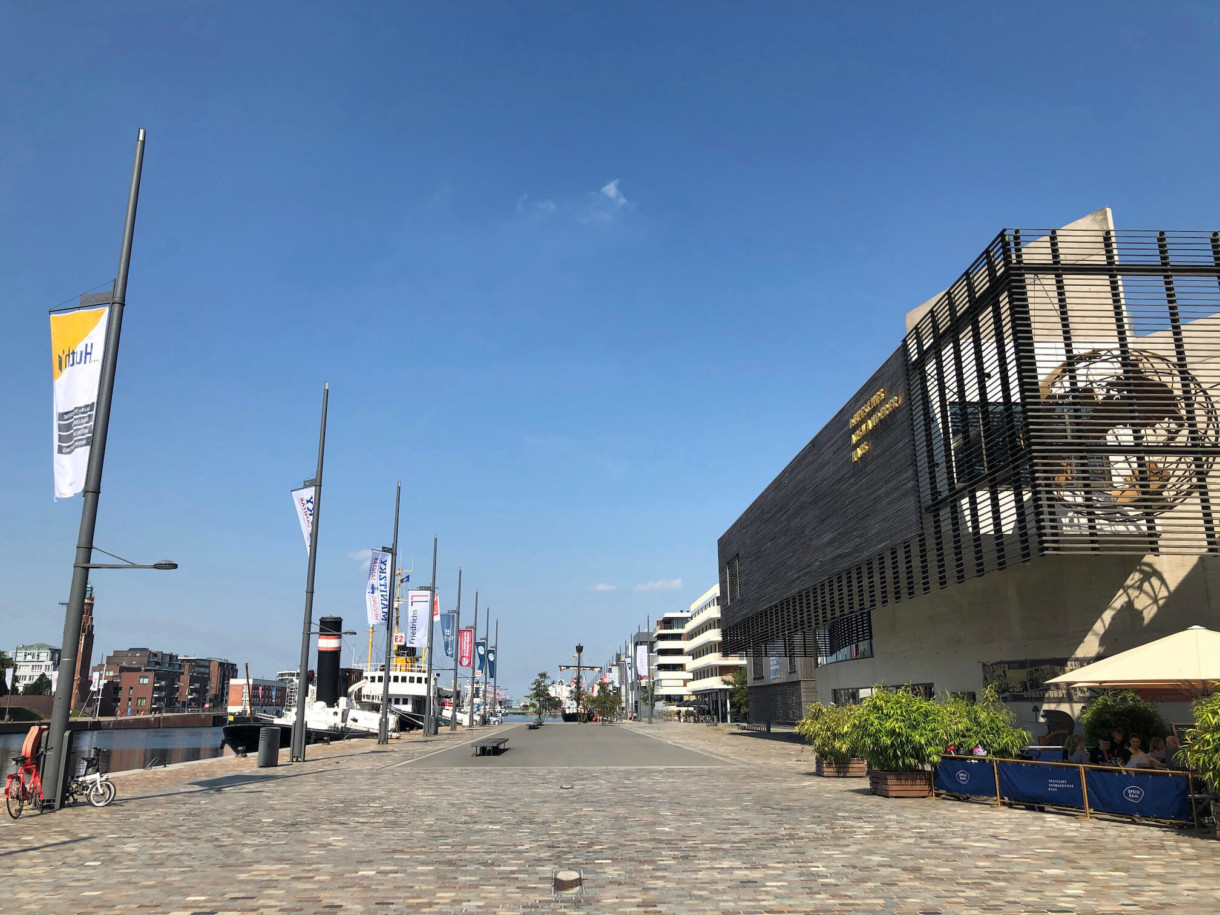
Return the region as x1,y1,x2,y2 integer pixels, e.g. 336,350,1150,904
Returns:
50,307,109,498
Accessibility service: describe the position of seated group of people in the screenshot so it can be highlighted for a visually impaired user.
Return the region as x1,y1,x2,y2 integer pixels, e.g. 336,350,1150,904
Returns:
1060,728,1185,769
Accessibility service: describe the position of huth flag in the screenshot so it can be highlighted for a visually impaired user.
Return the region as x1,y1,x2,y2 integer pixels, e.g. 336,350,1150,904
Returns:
50,306,109,498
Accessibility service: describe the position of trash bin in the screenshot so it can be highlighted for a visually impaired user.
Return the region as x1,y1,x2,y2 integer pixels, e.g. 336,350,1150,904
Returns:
256,727,280,768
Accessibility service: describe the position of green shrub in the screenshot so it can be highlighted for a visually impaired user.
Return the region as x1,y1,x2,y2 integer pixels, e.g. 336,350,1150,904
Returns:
1183,693,1220,795
1079,690,1168,745
853,686,949,772
942,685,1030,758
795,702,860,763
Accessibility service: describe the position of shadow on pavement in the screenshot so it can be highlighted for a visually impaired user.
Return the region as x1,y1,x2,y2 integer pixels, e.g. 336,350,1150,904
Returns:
0,835,94,858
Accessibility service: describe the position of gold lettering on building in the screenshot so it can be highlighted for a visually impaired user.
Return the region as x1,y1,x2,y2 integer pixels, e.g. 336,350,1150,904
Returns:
849,387,903,462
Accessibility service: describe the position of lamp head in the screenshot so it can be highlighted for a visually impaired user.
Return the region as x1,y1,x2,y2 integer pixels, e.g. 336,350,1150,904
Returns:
153,560,178,570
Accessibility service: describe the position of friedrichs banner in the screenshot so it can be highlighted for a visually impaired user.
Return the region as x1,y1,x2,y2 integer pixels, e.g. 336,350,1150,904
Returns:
486,648,496,679
475,639,487,673
458,628,474,668
50,306,109,499
365,550,392,627
291,486,316,553
406,590,430,648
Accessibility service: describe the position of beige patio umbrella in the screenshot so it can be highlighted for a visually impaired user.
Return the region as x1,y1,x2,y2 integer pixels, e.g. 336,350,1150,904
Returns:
1045,625,1220,696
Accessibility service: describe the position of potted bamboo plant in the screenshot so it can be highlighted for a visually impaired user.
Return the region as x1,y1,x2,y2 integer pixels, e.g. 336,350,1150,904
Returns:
942,685,1030,759
853,686,948,797
796,702,867,777
1182,692,1220,836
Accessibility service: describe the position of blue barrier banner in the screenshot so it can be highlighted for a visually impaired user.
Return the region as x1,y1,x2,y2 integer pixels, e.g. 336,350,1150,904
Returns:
935,757,996,798
997,761,1085,809
1084,769,1193,822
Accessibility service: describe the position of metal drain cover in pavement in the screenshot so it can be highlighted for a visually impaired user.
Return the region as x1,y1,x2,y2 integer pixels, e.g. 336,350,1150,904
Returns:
553,869,583,895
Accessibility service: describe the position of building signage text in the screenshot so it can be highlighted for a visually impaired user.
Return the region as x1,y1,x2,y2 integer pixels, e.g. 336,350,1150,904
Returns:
850,387,903,461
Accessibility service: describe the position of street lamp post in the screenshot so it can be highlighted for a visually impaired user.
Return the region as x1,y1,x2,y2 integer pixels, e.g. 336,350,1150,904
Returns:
45,129,156,811
291,383,329,763
378,482,401,745
423,535,438,736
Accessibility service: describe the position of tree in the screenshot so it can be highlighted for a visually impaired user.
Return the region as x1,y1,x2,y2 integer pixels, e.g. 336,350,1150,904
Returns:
725,667,748,722
23,673,52,696
528,671,560,722
1079,689,1168,745
0,650,10,698
589,681,621,724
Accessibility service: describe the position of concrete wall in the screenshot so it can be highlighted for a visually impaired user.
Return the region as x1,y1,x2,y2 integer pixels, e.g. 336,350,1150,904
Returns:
814,551,1220,733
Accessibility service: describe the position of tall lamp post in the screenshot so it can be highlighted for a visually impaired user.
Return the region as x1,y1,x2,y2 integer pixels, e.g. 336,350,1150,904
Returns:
291,383,329,763
44,129,167,811
377,482,401,745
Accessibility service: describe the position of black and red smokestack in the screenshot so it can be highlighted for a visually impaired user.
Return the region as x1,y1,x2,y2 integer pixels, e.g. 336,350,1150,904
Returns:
317,616,342,707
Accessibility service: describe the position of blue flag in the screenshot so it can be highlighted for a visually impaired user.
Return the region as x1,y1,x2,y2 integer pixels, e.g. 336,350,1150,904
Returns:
475,639,487,673
487,648,496,679
441,614,456,659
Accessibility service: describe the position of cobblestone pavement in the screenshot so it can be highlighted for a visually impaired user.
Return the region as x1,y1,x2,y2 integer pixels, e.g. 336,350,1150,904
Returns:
2,721,1216,914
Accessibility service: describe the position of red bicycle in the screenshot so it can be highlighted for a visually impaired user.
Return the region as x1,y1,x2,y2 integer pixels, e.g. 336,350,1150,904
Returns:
5,726,48,819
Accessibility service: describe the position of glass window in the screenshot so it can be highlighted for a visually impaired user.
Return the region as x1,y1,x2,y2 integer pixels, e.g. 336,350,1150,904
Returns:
139,676,150,685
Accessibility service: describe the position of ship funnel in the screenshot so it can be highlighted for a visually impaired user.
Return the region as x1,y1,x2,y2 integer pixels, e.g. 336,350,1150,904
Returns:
317,616,342,707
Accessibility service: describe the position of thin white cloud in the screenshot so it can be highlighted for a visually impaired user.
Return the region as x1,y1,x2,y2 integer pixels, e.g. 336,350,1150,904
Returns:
600,179,628,208
516,193,556,216
586,583,617,592
347,549,373,564
634,578,682,592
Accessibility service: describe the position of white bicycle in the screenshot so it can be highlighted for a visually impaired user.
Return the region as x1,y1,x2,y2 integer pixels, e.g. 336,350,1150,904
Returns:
64,749,117,807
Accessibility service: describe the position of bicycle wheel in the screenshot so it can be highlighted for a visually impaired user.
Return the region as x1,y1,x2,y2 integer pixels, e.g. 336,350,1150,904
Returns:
6,779,25,819
88,779,116,807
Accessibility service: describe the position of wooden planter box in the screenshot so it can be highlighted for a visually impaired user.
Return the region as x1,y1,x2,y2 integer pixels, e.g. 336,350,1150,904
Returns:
816,757,868,778
869,769,933,798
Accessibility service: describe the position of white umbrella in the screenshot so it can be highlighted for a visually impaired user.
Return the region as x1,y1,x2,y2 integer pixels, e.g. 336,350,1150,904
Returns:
1045,625,1220,696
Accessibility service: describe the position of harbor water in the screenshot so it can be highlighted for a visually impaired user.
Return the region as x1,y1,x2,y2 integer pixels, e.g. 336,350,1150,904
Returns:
0,726,228,781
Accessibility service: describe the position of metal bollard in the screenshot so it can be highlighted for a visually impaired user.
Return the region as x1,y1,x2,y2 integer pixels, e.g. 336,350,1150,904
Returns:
257,727,280,768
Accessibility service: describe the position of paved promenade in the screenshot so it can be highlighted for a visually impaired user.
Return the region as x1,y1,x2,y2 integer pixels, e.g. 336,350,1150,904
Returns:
2,721,1217,914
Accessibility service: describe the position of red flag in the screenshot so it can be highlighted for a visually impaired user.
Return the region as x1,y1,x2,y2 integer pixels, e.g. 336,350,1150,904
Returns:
458,628,474,668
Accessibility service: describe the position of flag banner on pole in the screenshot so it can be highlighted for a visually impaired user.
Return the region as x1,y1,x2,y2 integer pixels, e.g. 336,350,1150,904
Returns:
365,550,392,627
486,648,496,679
90,670,100,693
475,639,487,673
635,643,649,681
441,614,456,659
50,306,109,499
4,668,12,690
50,671,60,693
458,628,474,668
433,591,440,621
406,590,430,648
291,486,316,553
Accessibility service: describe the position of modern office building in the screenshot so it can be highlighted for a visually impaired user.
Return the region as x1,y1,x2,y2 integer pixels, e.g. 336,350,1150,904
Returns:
652,610,692,704
719,210,1220,728
683,584,746,722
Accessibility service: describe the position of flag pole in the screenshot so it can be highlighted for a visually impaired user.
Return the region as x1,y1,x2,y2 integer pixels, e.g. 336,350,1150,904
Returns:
378,483,401,744
45,130,146,809
450,568,462,731
423,535,438,735
291,382,329,762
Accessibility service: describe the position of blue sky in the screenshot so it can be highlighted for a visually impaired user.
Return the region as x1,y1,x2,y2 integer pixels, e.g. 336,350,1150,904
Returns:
2,3,1219,695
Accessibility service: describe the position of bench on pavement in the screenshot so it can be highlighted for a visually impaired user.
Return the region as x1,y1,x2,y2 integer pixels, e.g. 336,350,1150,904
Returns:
736,722,771,733
472,737,509,757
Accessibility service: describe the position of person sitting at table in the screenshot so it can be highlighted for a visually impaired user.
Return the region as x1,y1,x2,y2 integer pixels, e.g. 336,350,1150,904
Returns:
1110,728,1131,763
1164,734,1186,769
1126,736,1161,769
1090,736,1121,766
1062,734,1090,764
1147,736,1169,765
